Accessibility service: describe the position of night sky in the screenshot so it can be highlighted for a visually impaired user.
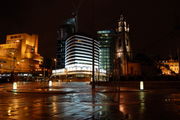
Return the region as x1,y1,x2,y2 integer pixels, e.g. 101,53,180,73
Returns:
0,0,179,58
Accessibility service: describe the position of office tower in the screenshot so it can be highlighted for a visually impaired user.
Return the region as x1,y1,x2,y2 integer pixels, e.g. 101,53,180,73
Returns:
65,35,99,71
56,18,75,69
52,34,105,81
97,30,115,78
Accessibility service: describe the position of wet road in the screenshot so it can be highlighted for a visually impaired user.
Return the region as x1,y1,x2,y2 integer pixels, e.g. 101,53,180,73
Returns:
0,81,179,120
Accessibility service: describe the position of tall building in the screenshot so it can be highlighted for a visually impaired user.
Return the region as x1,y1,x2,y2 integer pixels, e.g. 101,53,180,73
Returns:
97,30,115,78
52,34,106,81
0,33,43,73
65,35,99,73
56,18,75,69
114,15,131,78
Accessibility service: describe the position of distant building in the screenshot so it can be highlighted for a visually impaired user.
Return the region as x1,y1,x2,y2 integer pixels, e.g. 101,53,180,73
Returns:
0,33,43,73
97,30,115,78
160,59,179,75
52,34,106,81
56,18,75,69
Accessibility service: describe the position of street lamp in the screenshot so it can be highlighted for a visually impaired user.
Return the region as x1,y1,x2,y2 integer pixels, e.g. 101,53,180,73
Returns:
54,58,57,80
54,58,57,70
10,51,16,81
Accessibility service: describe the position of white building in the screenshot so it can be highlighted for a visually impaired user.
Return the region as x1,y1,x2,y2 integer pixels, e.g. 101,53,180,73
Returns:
52,34,106,81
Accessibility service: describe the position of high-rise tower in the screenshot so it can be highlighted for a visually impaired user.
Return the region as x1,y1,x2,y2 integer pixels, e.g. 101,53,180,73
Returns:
56,18,75,69
97,30,115,80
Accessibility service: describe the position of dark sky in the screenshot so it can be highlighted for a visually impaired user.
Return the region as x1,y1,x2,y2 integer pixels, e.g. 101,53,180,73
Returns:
0,0,179,58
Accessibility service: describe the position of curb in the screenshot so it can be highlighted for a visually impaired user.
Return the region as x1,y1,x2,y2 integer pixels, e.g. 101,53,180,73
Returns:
7,90,79,94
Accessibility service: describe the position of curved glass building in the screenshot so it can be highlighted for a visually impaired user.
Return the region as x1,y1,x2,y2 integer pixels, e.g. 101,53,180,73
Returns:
65,35,99,72
52,34,106,81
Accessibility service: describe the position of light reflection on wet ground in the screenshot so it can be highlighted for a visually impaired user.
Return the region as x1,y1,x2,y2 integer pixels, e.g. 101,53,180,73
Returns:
0,81,179,120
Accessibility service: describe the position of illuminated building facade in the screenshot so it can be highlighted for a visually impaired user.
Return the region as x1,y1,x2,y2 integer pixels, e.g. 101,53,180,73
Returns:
52,34,106,81
0,33,43,73
56,18,75,69
114,15,131,79
97,30,115,78
160,59,179,75
97,28,140,79
65,35,99,71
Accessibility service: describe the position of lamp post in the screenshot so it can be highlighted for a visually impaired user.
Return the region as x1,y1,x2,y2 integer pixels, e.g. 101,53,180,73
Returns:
54,58,57,80
91,0,95,89
11,52,16,81
54,58,57,70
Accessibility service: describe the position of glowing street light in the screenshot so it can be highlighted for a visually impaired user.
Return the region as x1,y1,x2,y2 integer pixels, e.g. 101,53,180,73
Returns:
54,58,57,70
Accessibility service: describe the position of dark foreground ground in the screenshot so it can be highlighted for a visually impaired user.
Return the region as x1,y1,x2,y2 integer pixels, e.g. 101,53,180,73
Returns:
0,81,179,120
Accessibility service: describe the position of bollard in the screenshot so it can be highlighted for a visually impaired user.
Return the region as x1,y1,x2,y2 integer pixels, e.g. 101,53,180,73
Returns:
140,81,144,90
13,82,17,90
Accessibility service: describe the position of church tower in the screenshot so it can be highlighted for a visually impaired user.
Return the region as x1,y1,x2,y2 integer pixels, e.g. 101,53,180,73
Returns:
114,15,131,79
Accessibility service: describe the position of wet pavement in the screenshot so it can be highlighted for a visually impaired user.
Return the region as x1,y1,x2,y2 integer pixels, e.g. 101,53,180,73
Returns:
0,81,179,120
